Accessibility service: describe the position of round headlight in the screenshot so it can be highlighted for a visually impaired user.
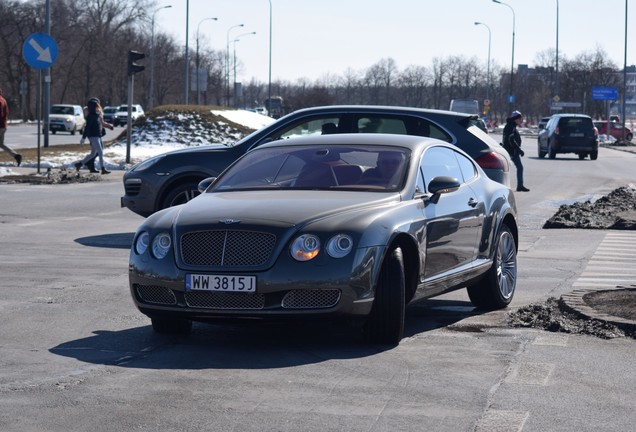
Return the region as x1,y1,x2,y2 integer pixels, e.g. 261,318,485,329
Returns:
326,234,353,258
151,232,172,259
135,231,149,255
290,234,321,261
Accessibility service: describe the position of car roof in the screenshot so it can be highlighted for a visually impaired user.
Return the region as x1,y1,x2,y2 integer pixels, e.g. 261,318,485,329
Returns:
552,113,592,119
290,104,473,120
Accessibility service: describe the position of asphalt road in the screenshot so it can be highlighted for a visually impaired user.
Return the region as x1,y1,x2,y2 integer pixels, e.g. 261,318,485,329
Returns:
1,144,635,431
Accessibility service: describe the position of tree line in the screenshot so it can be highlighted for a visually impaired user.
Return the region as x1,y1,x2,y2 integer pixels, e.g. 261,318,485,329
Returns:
0,0,624,124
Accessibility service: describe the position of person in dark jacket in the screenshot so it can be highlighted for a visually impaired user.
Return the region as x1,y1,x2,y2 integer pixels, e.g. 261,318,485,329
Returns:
502,110,529,192
74,98,113,174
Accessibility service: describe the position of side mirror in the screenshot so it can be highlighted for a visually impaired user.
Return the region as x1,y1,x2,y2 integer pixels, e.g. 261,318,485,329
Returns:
426,176,461,204
198,177,216,193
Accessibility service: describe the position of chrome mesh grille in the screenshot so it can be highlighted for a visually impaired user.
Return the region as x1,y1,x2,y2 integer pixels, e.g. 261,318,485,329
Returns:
181,230,276,267
185,292,265,309
282,290,341,309
135,284,177,305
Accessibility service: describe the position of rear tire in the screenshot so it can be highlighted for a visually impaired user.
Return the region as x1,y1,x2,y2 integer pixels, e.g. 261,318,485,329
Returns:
467,225,517,309
590,151,598,160
548,141,556,159
578,153,587,160
151,316,192,334
364,247,405,345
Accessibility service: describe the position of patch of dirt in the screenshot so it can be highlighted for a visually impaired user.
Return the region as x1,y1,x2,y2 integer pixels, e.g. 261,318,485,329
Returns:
0,168,103,184
543,185,636,229
584,287,636,321
508,297,636,340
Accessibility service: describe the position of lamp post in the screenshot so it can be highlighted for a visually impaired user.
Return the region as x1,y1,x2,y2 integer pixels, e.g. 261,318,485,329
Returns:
232,32,256,107
268,0,273,111
184,0,190,104
622,0,628,140
555,0,559,99
226,24,244,106
196,17,218,105
149,4,172,109
493,0,515,110
474,21,491,101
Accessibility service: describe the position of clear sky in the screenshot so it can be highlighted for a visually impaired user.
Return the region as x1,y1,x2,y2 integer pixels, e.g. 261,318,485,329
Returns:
156,0,635,84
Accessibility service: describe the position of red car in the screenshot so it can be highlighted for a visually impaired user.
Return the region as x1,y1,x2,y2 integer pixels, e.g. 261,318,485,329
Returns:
594,120,633,141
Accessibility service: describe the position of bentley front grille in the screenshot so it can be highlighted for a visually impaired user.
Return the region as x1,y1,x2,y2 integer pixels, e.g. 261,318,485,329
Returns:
181,230,276,267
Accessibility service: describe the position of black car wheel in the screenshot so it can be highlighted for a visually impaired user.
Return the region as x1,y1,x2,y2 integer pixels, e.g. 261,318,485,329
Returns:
590,150,598,160
626,133,633,141
467,225,517,309
160,181,202,211
548,141,557,159
578,153,587,160
151,316,192,334
537,142,546,158
364,246,405,345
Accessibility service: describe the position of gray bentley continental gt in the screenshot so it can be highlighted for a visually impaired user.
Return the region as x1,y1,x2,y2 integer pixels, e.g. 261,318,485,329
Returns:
129,134,518,345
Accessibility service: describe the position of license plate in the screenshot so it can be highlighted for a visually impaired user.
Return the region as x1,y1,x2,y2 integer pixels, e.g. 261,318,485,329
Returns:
570,133,584,137
186,274,256,292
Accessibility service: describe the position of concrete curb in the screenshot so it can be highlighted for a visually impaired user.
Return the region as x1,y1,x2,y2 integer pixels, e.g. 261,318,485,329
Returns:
560,287,636,330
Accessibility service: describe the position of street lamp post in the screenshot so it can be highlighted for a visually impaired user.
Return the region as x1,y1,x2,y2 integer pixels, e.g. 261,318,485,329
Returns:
232,32,256,107
184,0,190,104
555,0,559,99
196,17,218,106
268,0,272,111
493,0,515,111
149,4,172,109
226,24,244,106
474,21,491,101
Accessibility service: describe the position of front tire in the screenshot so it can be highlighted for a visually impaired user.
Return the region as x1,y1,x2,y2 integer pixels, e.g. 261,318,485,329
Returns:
467,225,517,309
160,181,202,210
364,247,405,345
548,141,556,159
590,150,598,160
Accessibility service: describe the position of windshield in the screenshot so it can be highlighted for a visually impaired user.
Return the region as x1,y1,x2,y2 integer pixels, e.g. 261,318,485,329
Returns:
211,145,410,192
50,106,74,115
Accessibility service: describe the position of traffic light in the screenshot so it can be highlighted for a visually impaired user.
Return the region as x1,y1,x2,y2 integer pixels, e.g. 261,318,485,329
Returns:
127,50,145,76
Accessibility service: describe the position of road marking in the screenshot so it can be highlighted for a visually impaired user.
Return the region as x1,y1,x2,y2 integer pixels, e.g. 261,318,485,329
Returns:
573,232,636,289
475,410,529,432
505,362,555,386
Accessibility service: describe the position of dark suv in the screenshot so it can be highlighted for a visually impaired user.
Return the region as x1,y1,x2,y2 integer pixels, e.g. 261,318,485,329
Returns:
537,114,598,160
121,105,512,217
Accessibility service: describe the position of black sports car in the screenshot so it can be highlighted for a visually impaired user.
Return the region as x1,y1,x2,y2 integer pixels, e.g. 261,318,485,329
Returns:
128,134,519,345
121,105,511,217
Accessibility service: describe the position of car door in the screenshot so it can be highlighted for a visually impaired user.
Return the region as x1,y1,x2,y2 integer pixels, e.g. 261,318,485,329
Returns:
418,146,485,280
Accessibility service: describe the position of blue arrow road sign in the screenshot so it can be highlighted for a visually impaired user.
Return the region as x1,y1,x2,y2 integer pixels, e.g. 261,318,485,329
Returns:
592,86,618,101
22,33,58,69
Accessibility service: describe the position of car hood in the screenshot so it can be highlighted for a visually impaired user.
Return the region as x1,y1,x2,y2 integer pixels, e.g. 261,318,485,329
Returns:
171,190,400,229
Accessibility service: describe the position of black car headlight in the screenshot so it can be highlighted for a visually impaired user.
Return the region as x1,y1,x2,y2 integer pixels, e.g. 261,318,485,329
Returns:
290,234,321,261
326,234,353,258
135,231,150,255
290,233,354,261
151,232,172,259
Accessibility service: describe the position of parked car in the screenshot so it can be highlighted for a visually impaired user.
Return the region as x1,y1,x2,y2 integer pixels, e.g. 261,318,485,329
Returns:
113,104,144,126
48,104,85,135
593,120,632,141
537,114,599,160
102,106,118,125
121,105,512,217
538,116,551,131
128,134,519,344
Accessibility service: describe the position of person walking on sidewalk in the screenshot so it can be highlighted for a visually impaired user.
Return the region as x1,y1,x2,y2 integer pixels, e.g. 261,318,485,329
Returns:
502,110,530,192
0,87,22,166
74,98,113,174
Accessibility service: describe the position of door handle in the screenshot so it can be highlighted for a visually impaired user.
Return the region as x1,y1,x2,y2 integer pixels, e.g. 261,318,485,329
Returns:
468,198,479,207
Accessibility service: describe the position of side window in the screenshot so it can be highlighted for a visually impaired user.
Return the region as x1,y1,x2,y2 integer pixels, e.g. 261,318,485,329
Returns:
278,116,341,139
357,117,407,134
454,151,477,183
420,146,463,191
